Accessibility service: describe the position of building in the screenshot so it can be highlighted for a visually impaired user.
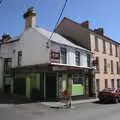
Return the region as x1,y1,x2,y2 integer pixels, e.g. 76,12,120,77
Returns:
0,8,93,100
55,17,120,95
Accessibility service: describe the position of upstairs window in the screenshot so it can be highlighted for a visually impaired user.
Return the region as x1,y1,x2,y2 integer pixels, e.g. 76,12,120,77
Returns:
60,47,67,64
95,57,100,73
115,45,118,57
103,40,106,54
87,54,91,67
116,62,119,74
75,51,80,66
18,51,22,66
95,36,99,51
110,60,114,74
4,58,12,74
104,59,107,73
110,42,113,55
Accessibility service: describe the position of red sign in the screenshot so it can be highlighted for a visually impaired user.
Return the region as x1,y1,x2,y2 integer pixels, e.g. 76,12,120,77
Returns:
51,50,60,63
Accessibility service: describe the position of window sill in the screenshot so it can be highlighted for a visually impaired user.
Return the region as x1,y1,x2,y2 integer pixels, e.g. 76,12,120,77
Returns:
104,72,108,74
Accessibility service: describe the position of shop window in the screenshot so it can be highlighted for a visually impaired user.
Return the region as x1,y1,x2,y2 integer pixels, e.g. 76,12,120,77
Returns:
60,47,67,64
72,74,83,84
75,51,80,66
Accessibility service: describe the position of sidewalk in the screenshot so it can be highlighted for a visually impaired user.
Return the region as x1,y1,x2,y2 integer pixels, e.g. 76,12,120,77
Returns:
41,98,99,108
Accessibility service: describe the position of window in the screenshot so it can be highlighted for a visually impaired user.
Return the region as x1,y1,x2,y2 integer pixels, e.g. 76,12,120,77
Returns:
110,42,113,55
87,54,91,67
115,45,118,57
4,58,12,74
116,62,119,74
105,79,108,88
111,79,114,88
117,79,120,88
103,40,106,53
75,51,80,66
96,79,100,92
96,57,100,72
18,51,22,66
95,36,99,51
60,47,67,64
110,60,114,74
72,74,83,84
104,59,107,73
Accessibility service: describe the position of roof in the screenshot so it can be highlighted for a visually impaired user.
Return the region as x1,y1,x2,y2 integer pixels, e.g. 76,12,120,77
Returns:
57,17,120,45
0,36,20,44
35,27,90,52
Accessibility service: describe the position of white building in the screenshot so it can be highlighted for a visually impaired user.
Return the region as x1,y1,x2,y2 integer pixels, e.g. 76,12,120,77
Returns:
0,7,93,100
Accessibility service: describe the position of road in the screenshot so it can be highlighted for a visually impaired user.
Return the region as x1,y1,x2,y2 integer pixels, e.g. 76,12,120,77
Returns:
0,102,120,120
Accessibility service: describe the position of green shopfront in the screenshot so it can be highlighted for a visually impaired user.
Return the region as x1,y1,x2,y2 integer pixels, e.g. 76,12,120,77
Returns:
13,65,93,101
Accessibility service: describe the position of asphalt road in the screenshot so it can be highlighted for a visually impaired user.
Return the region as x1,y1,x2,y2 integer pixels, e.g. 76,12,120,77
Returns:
0,102,120,120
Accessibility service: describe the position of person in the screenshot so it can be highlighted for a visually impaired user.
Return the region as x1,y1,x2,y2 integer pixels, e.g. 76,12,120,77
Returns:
62,88,71,108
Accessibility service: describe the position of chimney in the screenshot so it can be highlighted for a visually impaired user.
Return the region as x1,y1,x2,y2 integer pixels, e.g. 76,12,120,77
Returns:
2,33,11,41
94,28,104,36
23,7,36,30
81,21,90,29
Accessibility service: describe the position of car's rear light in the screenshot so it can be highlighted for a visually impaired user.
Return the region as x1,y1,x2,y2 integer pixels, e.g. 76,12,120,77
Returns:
110,92,116,96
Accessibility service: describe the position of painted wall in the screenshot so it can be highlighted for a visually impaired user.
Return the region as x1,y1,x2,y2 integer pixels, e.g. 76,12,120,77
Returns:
90,33,120,90
51,42,89,67
13,28,50,67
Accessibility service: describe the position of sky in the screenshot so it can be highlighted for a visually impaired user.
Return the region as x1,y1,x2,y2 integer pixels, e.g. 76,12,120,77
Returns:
0,0,120,42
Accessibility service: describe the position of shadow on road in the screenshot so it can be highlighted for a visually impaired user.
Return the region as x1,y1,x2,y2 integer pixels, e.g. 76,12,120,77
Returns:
0,93,38,104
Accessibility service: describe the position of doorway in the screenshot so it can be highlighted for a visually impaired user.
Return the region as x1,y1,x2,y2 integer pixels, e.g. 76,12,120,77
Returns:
46,72,56,100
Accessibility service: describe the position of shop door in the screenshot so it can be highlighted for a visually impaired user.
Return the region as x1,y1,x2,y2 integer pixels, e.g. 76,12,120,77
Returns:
46,73,56,100
14,78,26,96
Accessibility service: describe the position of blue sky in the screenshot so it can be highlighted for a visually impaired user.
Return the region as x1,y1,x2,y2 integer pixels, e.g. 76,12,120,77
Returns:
0,0,120,42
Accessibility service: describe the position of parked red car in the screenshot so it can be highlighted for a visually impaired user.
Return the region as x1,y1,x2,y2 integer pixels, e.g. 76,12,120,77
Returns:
98,88,120,103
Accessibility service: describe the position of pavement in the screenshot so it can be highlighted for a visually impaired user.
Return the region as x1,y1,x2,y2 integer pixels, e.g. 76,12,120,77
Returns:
0,98,99,108
41,98,99,108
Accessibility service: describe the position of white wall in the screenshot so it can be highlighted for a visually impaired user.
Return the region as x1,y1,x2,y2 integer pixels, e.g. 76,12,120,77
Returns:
13,28,50,67
51,42,88,67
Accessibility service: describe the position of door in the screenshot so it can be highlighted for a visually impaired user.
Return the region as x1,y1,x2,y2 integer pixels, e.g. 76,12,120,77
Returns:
46,72,56,100
14,78,26,96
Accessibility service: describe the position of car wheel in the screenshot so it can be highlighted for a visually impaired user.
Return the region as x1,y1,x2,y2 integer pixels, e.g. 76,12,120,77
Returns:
115,98,119,104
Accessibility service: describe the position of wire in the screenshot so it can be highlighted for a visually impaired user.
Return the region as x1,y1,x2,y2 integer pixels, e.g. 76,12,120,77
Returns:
0,0,3,5
49,0,68,41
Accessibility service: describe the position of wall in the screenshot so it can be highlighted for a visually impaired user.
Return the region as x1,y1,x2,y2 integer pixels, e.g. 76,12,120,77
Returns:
90,33,120,90
55,18,91,50
51,42,89,67
13,28,50,67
